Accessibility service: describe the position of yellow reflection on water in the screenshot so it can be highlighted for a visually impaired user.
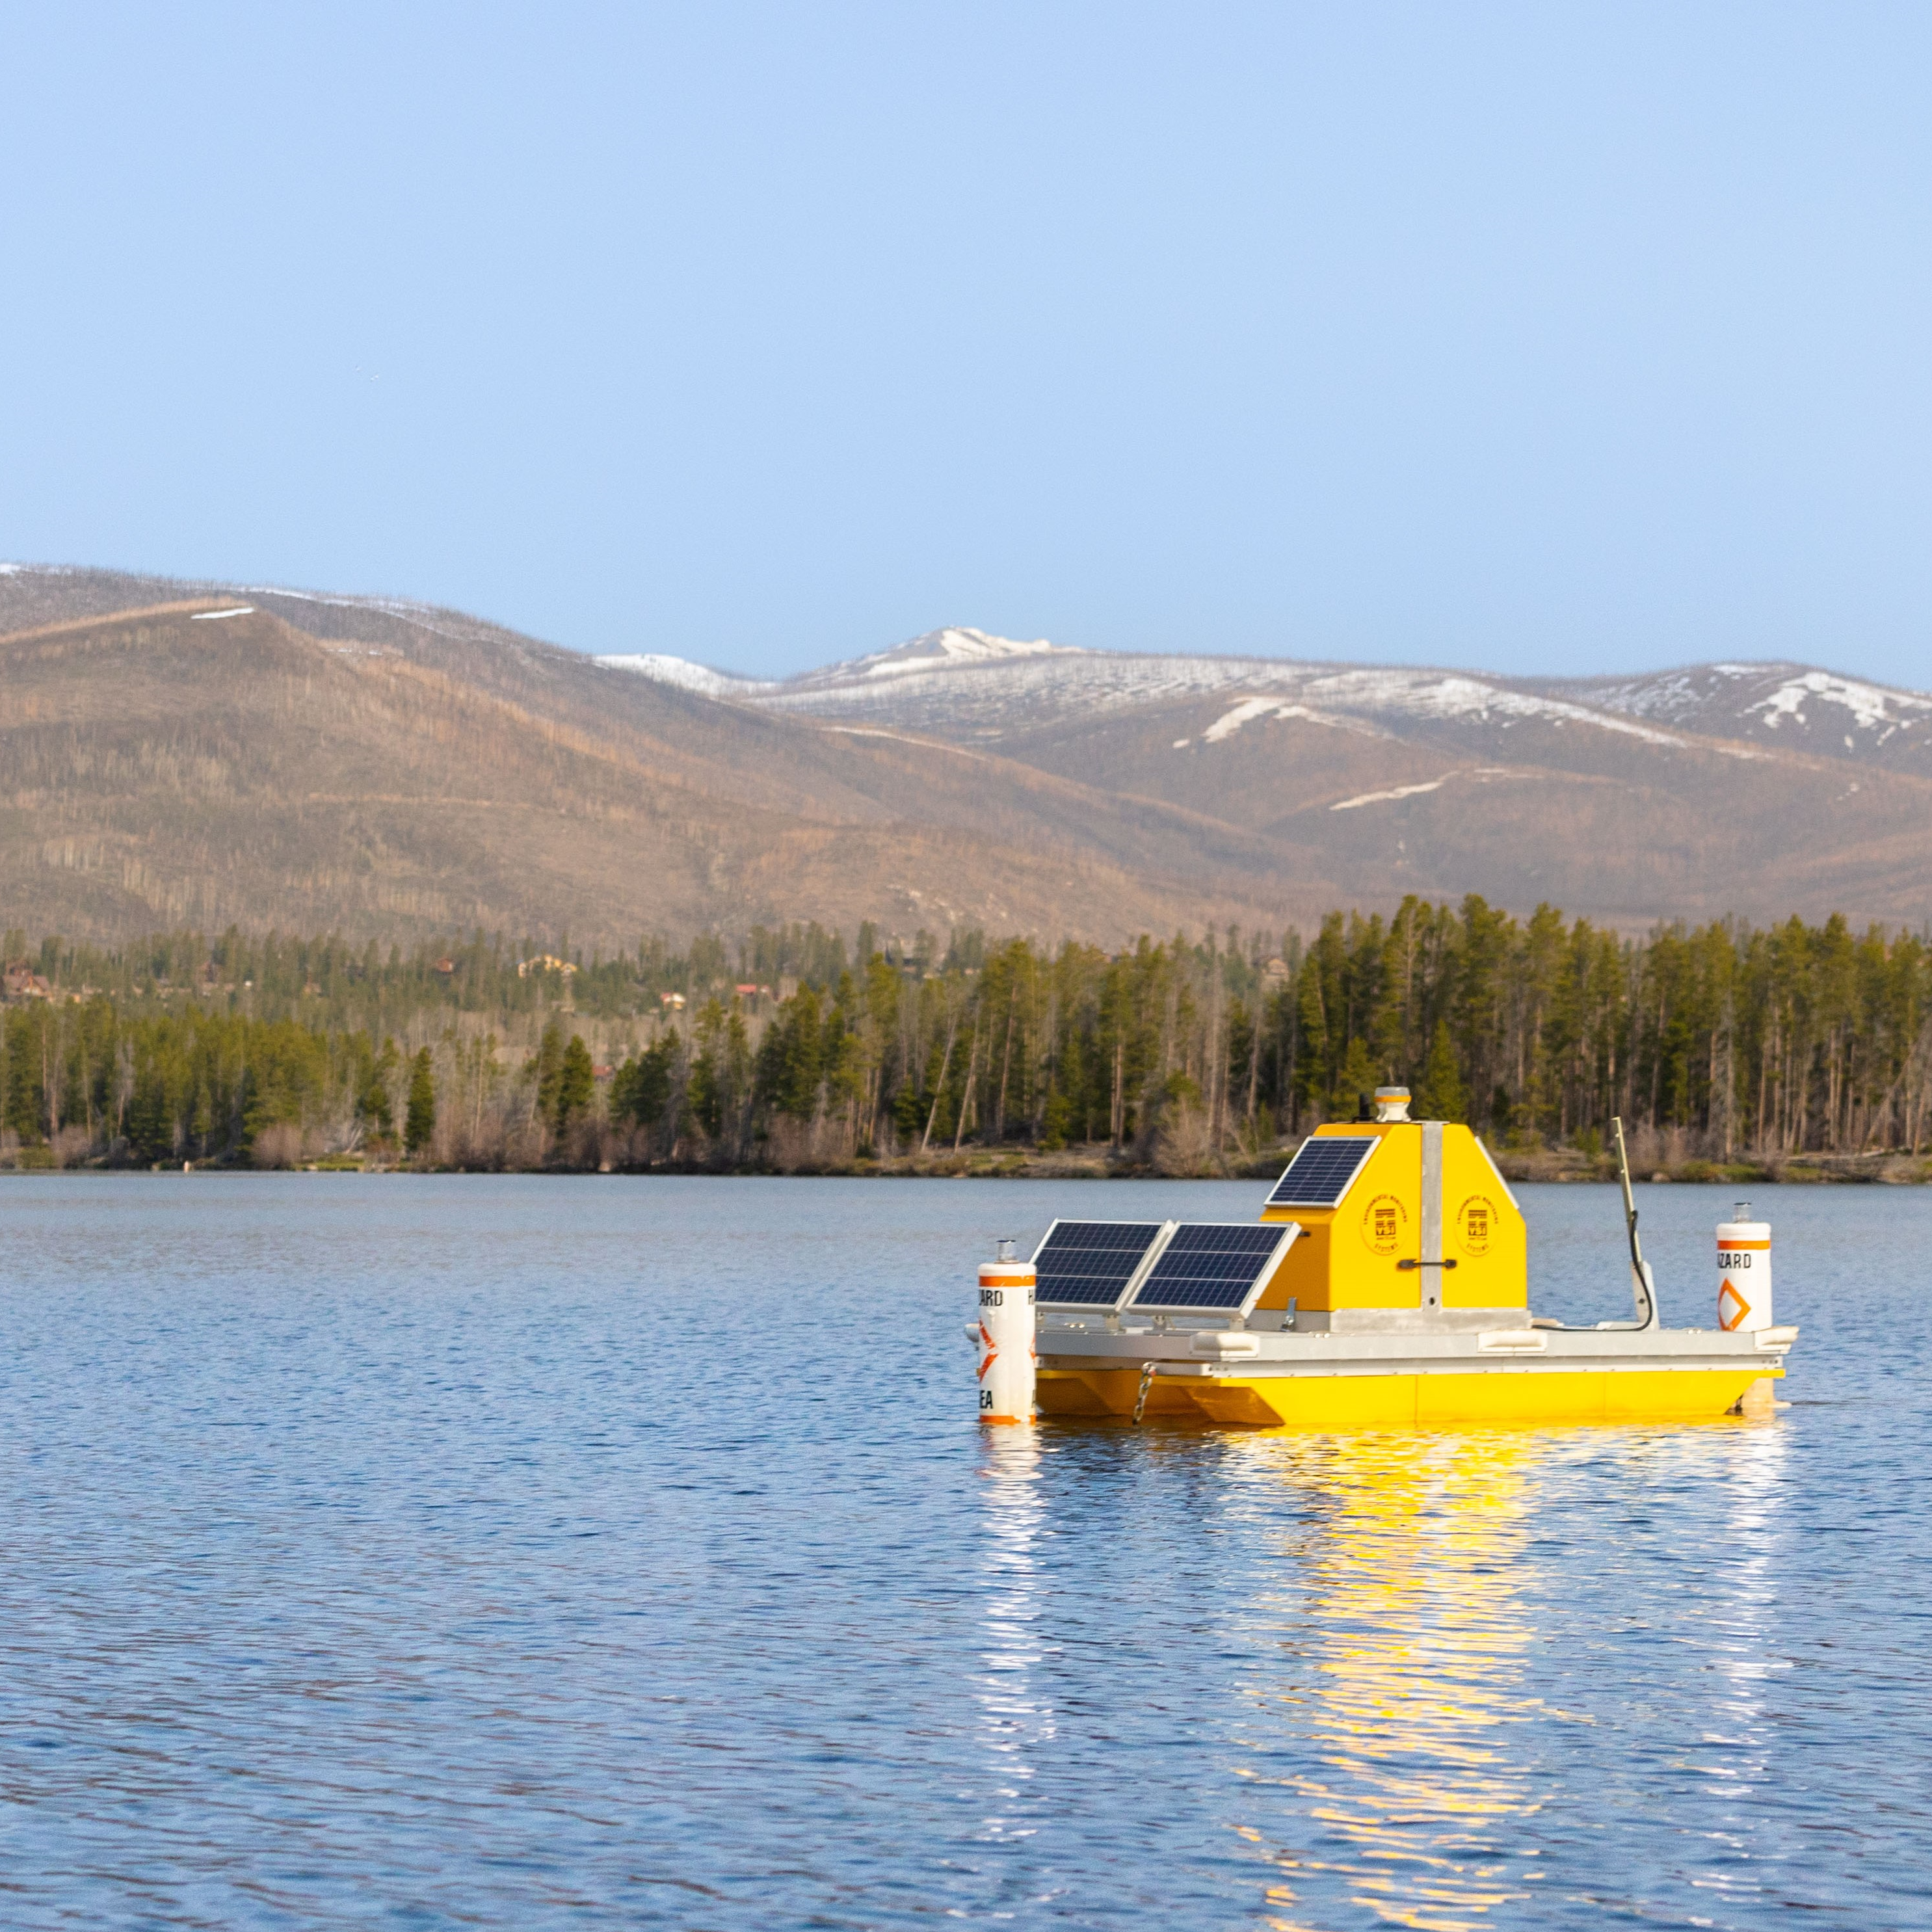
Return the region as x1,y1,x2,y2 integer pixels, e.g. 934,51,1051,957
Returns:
1223,1433,1557,1932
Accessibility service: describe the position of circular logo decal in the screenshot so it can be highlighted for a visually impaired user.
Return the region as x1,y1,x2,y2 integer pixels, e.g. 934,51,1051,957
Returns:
1360,1193,1407,1256
1458,1195,1497,1258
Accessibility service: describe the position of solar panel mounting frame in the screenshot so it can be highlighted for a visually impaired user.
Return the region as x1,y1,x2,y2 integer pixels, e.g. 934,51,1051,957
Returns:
1123,1220,1301,1319
1029,1217,1178,1312
1265,1133,1383,1210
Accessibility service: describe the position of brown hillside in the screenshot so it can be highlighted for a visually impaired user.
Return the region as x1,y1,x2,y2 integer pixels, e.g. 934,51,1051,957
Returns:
4,566,1930,944
0,597,1332,945
989,695,1932,928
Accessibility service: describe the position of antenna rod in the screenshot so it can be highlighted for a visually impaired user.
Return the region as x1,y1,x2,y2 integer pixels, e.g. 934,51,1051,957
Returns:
1611,1116,1657,1329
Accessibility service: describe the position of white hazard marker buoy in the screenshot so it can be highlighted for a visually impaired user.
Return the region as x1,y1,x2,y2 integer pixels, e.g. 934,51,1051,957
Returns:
977,1239,1036,1424
1717,1201,1773,1334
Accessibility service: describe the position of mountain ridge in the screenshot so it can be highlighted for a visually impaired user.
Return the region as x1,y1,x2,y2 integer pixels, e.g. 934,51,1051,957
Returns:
4,564,1930,944
609,627,1932,767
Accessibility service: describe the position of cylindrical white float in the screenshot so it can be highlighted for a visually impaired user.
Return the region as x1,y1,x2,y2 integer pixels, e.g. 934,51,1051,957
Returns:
977,1239,1036,1425
1717,1202,1772,1333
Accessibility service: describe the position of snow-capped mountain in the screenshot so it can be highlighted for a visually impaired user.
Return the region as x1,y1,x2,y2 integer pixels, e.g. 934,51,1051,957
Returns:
1531,663,1932,768
598,629,1930,767
790,625,1076,687
8,564,1932,941
592,628,1072,705
586,624,1932,933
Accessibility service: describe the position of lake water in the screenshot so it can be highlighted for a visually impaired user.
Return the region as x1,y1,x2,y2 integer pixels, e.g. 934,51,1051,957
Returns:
0,1175,1924,1929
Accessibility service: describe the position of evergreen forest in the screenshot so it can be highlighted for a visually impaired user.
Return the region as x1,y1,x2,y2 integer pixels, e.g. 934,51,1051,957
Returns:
3,898,1929,1175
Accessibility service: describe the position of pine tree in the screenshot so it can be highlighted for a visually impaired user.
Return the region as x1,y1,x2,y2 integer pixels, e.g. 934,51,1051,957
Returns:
611,1036,676,1131
1414,1021,1467,1123
532,1021,565,1126
1332,1037,1378,1120
360,1037,399,1139
553,1035,595,1133
404,1048,436,1154
754,988,825,1121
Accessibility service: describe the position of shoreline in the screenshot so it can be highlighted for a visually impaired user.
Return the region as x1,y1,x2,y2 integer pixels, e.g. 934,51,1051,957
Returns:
9,1147,1931,1184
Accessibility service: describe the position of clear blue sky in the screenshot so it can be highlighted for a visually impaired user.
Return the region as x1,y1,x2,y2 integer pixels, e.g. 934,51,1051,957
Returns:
5,3,1929,683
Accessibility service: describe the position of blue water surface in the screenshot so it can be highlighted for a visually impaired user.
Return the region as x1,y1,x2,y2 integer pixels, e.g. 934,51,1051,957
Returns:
0,1175,1922,1929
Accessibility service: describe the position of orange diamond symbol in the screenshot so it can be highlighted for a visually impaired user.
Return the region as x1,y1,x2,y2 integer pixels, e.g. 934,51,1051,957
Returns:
1718,1281,1752,1331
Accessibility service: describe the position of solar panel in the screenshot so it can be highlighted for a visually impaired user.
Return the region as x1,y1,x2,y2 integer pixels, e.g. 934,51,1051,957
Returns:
1030,1220,1169,1307
1126,1222,1297,1314
1265,1134,1380,1208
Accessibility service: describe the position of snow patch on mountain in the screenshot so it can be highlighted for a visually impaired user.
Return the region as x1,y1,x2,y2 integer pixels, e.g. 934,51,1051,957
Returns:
1306,670,1683,745
1204,697,1295,743
1559,661,1932,752
1743,669,1932,737
793,626,1079,689
599,628,1069,705
763,649,1282,724
1576,663,1784,724
595,628,1925,766
596,653,775,699
1191,697,1386,746
1330,776,1452,811
764,649,1684,745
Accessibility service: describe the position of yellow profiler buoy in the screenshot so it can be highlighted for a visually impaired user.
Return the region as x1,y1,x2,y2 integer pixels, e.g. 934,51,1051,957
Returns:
1011,1098,1799,1429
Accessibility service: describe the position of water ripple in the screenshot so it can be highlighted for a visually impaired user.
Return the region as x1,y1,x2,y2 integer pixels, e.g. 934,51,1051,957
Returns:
0,1175,1922,1928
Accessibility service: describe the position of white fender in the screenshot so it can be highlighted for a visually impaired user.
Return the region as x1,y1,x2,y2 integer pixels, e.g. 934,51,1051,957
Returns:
977,1241,1036,1424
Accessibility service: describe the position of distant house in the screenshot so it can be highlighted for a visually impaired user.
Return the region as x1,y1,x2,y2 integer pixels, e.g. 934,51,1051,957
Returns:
432,957,457,975
516,955,577,979
2,962,51,1001
659,991,687,1010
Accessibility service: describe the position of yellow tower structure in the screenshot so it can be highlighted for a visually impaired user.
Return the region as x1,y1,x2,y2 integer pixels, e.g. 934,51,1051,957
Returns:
1254,1091,1526,1323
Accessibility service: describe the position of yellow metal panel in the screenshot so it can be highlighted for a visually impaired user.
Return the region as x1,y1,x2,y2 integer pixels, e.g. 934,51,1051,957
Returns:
1035,1368,1223,1420
1331,1127,1421,1308
1414,1369,1583,1424
1197,1373,1418,1427
1150,1381,1222,1421
1254,1215,1332,1310
1599,1368,1772,1421
1441,1124,1528,1309
1040,1363,1778,1427
1258,1124,1422,1311
1180,1381,1291,1426
1035,1368,1133,1416
1200,1366,1771,1428
1259,1120,1529,1312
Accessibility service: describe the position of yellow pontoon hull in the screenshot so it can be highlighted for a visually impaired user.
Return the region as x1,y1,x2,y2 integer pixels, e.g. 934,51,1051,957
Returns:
1037,1362,1775,1427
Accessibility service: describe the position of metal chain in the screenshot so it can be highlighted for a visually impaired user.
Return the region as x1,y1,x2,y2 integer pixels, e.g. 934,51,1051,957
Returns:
1131,1361,1156,1425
